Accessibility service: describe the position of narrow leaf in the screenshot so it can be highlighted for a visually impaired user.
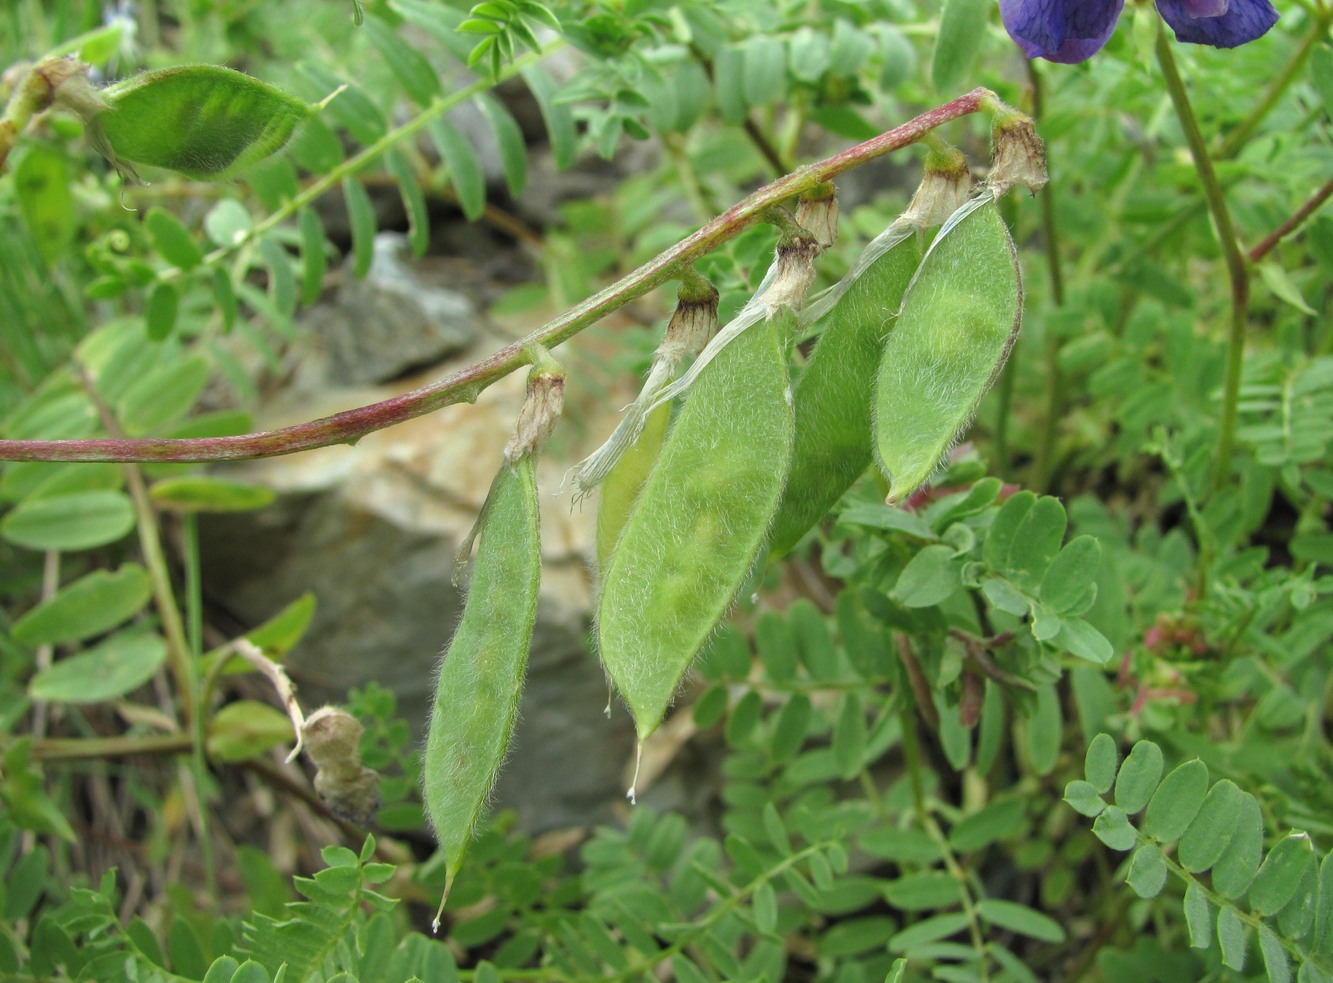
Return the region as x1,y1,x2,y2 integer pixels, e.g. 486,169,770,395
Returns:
342,176,376,280
976,899,1065,942
1218,905,1248,971
362,16,441,105
299,208,328,307
29,632,168,703
12,564,152,646
1259,924,1290,983
145,281,180,342
931,0,989,93
1184,882,1212,949
1316,850,1333,957
1,490,135,551
1084,733,1118,793
427,117,486,222
521,66,577,169
474,93,527,196
385,150,432,256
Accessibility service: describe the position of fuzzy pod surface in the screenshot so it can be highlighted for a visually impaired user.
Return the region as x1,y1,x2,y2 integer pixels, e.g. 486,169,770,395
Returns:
596,399,671,577
873,193,1021,503
598,309,796,742
425,455,540,911
92,65,311,180
768,230,922,556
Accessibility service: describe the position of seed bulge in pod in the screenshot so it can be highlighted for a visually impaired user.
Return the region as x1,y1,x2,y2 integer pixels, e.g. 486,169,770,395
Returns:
873,190,1022,504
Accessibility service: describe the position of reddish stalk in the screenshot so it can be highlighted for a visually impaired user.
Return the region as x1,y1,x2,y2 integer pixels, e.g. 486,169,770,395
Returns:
0,89,1000,465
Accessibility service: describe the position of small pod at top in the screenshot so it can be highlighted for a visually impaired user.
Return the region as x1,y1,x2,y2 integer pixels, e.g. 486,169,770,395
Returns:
597,305,797,752
873,189,1022,504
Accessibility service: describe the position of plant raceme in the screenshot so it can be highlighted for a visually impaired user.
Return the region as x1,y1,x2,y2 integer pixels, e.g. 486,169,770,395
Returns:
1000,0,1280,63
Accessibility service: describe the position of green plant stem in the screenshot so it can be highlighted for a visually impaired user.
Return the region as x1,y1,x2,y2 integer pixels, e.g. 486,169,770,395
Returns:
896,656,987,969
79,369,216,898
1025,60,1067,493
183,514,203,660
1215,6,1333,160
1154,28,1250,495
28,733,194,760
0,88,1005,465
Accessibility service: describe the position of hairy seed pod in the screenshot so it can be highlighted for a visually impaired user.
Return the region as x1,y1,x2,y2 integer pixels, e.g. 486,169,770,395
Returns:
424,456,540,929
598,308,796,758
87,65,312,182
768,225,922,557
595,398,671,576
873,190,1022,504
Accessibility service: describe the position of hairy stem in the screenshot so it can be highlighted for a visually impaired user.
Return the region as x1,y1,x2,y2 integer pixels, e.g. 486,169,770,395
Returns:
0,89,1002,465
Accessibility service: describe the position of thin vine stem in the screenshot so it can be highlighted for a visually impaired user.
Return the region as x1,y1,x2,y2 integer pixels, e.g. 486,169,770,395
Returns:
1249,175,1333,263
0,88,1003,465
1154,28,1250,495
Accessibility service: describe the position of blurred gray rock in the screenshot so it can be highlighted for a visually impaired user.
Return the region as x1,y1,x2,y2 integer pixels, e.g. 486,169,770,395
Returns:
305,233,477,386
196,333,675,833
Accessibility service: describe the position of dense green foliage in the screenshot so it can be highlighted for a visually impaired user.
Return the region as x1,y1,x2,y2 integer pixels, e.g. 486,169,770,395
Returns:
2,0,1332,981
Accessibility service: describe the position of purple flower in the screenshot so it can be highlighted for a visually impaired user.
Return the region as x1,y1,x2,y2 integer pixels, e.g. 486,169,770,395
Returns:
1000,0,1279,64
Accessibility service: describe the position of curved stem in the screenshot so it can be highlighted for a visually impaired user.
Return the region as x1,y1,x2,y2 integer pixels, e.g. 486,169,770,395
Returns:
0,89,1000,465
1154,28,1250,494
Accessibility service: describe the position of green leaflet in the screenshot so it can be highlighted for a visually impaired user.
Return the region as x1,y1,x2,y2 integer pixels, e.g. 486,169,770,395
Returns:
423,455,540,919
768,223,922,556
873,190,1021,503
598,308,795,750
91,66,312,181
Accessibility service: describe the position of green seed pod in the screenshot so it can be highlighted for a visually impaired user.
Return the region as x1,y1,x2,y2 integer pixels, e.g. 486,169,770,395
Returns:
424,456,539,928
873,190,1022,504
87,65,312,181
595,398,670,576
598,306,796,760
424,352,558,928
767,224,922,557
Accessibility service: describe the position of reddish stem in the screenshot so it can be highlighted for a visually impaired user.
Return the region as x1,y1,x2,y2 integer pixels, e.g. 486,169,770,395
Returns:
0,89,997,464
1247,176,1333,264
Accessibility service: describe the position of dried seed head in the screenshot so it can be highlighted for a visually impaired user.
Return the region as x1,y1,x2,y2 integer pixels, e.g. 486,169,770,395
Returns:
762,233,821,314
660,279,719,360
303,705,363,764
302,706,380,825
989,111,1048,196
43,58,107,120
796,182,840,248
904,144,973,229
504,349,565,463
